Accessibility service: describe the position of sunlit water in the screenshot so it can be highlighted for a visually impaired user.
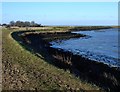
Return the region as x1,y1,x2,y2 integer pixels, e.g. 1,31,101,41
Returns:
50,28,120,67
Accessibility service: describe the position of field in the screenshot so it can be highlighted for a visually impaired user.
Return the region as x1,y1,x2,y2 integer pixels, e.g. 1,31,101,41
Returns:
2,27,103,91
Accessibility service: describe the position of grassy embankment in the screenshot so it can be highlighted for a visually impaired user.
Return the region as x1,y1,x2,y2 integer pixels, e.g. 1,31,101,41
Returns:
0,27,2,91
18,26,120,91
2,27,102,91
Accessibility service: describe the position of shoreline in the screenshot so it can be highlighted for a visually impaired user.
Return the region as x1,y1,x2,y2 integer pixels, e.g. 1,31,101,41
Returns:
51,28,120,68
11,28,120,91
3,28,101,91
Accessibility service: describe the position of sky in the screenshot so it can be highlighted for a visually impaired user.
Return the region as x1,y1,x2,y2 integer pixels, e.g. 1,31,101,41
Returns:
1,2,118,26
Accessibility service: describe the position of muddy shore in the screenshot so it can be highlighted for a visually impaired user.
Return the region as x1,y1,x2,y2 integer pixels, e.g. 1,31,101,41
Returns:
12,30,120,91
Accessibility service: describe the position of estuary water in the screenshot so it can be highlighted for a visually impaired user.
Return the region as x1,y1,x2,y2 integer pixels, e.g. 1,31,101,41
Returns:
50,28,120,67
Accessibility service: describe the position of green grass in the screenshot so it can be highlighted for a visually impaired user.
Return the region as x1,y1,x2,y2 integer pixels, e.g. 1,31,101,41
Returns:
0,27,2,91
2,27,103,91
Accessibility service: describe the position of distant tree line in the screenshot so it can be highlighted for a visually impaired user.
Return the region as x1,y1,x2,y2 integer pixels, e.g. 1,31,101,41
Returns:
1,21,42,27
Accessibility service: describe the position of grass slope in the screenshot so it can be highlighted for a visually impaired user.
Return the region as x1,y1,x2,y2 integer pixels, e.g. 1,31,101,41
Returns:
2,28,102,91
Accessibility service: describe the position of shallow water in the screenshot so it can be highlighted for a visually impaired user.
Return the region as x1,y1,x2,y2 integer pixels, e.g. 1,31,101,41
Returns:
50,28,120,67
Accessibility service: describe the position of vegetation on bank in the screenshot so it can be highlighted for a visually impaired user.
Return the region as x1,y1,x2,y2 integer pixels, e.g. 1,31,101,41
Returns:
2,27,103,91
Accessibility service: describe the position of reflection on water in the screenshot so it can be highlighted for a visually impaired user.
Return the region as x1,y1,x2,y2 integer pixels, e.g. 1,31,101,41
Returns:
50,28,120,67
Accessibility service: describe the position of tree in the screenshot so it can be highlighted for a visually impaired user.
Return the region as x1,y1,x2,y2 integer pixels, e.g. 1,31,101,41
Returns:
8,20,42,27
10,21,15,26
30,21,35,27
24,21,30,27
34,23,41,27
15,21,22,27
20,21,25,27
2,24,7,26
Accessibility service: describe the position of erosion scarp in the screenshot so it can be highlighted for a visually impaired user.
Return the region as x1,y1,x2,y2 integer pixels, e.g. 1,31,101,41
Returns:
11,30,120,91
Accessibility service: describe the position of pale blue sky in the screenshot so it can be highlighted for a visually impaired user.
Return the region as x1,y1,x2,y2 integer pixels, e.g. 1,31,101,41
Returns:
2,2,118,26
